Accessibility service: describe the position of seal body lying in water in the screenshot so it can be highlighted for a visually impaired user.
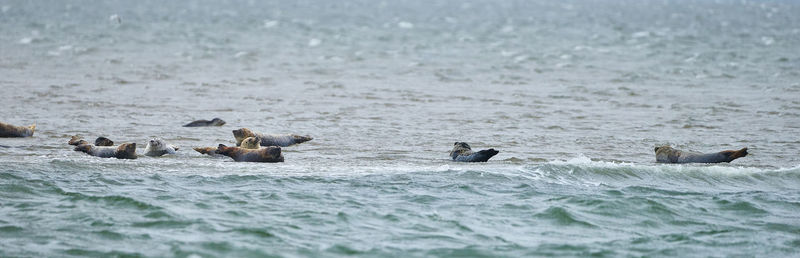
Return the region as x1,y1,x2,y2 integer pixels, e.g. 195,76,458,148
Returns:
450,142,499,162
654,145,748,163
233,128,312,147
194,137,259,156
69,136,114,146
0,122,35,137
184,118,226,127
143,138,179,157
74,143,137,159
215,144,284,162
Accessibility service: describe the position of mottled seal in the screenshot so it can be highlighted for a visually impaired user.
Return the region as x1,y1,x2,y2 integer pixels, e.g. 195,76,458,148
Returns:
0,122,35,137
68,135,89,146
184,118,226,127
232,128,312,147
74,143,137,159
143,138,179,157
194,137,260,156
95,137,114,146
450,142,499,162
654,145,748,163
68,136,114,146
215,144,284,162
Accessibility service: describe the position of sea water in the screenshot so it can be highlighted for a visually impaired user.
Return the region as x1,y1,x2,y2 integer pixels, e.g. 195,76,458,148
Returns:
1,0,799,256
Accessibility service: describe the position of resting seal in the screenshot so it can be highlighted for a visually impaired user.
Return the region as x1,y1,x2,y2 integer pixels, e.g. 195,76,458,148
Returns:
95,137,114,146
450,142,499,162
68,136,114,146
0,122,35,137
654,145,748,163
74,143,137,159
232,128,312,147
143,138,179,157
215,144,284,162
194,137,259,156
184,118,226,127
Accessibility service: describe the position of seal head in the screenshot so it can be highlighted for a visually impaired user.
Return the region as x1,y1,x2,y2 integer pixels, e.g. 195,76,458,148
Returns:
115,143,138,159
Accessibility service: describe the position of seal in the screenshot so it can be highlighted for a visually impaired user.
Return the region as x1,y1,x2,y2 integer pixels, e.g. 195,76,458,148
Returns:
95,137,114,146
68,136,114,146
215,144,284,162
74,142,137,159
232,128,312,147
143,138,179,157
654,145,748,163
0,122,35,138
194,137,260,156
68,135,89,146
450,142,499,162
184,118,226,127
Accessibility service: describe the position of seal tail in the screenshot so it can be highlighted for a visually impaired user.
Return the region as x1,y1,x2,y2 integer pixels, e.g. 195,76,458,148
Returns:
729,147,748,161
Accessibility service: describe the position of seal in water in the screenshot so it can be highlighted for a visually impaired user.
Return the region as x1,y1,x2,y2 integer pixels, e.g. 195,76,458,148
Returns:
194,137,260,156
68,136,114,146
0,122,35,137
74,142,137,159
232,128,312,147
654,145,748,163
184,118,226,127
215,144,284,162
450,142,499,162
143,138,179,157
95,137,114,146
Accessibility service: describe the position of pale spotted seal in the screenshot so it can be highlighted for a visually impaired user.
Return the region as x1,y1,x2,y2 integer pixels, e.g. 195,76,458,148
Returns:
143,138,179,157
450,142,499,162
654,145,748,163
0,122,35,137
232,128,312,147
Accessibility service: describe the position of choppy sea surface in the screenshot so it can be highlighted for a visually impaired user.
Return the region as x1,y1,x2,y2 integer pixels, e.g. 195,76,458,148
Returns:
1,0,800,256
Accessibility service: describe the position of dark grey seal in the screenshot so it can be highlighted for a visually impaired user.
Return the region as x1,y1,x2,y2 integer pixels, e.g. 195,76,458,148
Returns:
655,145,748,163
450,142,499,162
184,118,226,127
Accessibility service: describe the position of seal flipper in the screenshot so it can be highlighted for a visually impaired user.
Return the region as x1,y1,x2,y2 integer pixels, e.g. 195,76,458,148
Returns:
193,147,216,155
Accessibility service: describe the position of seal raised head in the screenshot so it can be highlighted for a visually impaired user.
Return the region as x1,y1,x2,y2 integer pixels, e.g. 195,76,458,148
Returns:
215,144,284,162
69,135,89,146
0,122,35,138
450,142,499,162
74,142,137,159
184,118,226,127
232,128,313,147
143,138,179,157
654,145,748,163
